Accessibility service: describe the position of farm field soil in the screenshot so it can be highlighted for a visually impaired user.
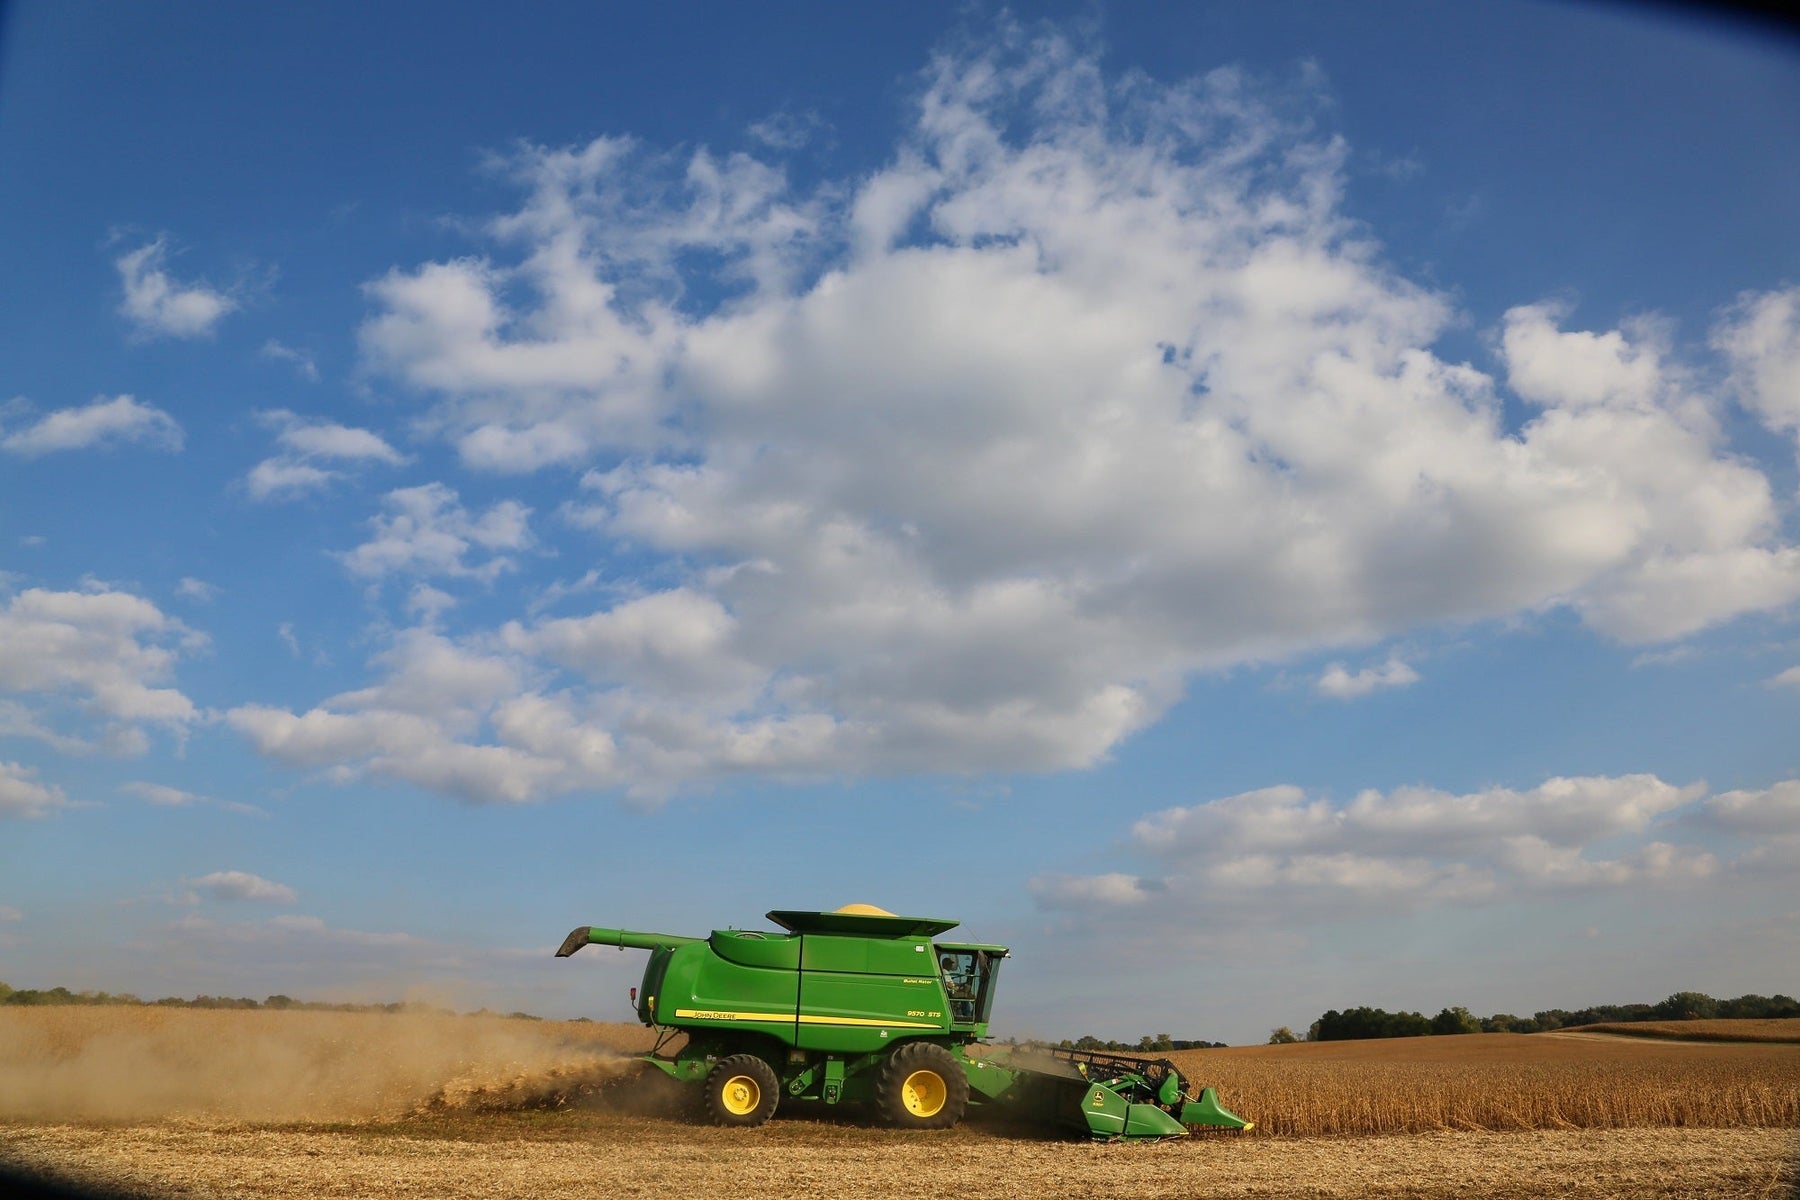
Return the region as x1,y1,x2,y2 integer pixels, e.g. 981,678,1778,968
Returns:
2,1010,1796,1198
4,1119,1796,1200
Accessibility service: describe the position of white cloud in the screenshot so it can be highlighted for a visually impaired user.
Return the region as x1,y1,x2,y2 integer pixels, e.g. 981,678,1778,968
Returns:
121,781,202,806
1034,774,1727,925
226,629,589,804
260,339,320,381
115,237,237,339
339,483,531,581
1316,656,1419,699
246,410,405,501
1029,872,1158,909
0,587,200,752
0,905,21,922
0,761,69,818
1714,287,1800,451
1768,665,1800,691
747,109,827,151
122,779,263,818
1,395,183,457
188,871,298,904
175,577,218,602
1704,780,1800,837
246,459,336,500
265,409,404,463
225,30,1800,803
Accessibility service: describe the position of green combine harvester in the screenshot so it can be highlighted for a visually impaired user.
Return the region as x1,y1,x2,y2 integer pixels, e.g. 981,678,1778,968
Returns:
555,904,1252,1140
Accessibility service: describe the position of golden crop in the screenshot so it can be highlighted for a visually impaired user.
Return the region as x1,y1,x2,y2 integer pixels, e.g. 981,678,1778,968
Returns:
1168,1029,1800,1136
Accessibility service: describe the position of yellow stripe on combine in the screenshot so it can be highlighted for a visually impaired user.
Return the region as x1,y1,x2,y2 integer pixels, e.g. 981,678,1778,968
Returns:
671,1008,939,1029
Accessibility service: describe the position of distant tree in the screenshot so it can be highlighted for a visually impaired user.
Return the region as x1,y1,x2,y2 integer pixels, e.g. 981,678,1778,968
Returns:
1480,1013,1539,1034
1310,1006,1434,1041
1654,991,1719,1021
1716,994,1768,1019
1268,1026,1300,1044
0,981,12,1003
1430,1006,1481,1036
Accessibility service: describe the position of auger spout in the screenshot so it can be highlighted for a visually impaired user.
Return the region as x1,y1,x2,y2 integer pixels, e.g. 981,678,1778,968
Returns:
555,926,704,957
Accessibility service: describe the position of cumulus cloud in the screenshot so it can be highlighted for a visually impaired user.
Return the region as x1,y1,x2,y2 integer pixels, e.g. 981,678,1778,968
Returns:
1,395,183,457
1714,286,1800,452
189,871,298,904
1703,780,1800,837
0,587,202,752
246,459,335,500
225,30,1800,803
1317,656,1419,699
115,237,237,339
1033,775,1723,921
338,484,531,580
226,628,588,804
1768,665,1800,691
175,577,218,602
0,761,70,818
1029,872,1160,909
246,410,406,501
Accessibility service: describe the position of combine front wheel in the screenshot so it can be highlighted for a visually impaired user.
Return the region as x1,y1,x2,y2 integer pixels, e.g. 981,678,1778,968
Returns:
875,1042,969,1130
704,1054,780,1127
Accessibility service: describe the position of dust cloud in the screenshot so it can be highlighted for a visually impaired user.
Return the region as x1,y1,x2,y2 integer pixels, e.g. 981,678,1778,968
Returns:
0,1007,642,1123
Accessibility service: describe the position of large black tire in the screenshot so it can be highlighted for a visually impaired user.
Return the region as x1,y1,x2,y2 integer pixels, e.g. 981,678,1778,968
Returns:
703,1054,780,1127
873,1042,970,1130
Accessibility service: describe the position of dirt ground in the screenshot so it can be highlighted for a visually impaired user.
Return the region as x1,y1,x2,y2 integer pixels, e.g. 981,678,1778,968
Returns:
2,1010,1794,1199
3,1115,1796,1200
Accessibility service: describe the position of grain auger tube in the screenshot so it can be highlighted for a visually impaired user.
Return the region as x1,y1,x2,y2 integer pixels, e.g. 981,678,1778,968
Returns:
554,904,1252,1139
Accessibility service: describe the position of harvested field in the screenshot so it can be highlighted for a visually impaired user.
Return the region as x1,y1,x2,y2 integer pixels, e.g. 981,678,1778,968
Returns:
4,1120,1796,1199
1571,1018,1800,1044
2,1010,1796,1199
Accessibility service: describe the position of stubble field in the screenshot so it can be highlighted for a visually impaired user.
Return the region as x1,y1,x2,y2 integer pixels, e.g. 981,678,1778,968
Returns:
1,1009,1795,1199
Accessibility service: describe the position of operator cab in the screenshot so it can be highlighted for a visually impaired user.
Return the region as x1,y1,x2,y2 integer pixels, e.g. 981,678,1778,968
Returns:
934,942,1006,1027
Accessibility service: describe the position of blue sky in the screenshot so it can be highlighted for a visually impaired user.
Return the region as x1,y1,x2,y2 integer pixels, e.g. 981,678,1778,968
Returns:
2,2,1797,1044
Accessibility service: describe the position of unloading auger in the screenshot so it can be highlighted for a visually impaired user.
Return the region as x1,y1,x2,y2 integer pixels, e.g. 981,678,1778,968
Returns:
554,904,1252,1140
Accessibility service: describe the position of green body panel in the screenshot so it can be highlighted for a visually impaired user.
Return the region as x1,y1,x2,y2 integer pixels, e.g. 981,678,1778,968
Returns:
1079,1082,1131,1138
575,913,988,1054
1177,1086,1252,1129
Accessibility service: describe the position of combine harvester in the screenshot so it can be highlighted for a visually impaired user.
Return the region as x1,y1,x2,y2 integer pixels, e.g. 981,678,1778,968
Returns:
556,904,1251,1140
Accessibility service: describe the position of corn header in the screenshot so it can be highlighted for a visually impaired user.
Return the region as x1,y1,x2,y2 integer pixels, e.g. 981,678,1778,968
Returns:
555,904,1251,1140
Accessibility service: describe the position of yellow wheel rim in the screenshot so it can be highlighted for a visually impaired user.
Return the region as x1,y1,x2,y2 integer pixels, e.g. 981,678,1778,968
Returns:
720,1074,762,1116
901,1069,947,1117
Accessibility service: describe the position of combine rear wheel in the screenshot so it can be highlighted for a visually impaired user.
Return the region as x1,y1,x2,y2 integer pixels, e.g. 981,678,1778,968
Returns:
703,1055,780,1127
874,1042,969,1130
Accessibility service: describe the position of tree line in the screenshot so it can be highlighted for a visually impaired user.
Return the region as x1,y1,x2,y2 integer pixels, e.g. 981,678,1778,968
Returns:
0,980,540,1019
1053,1033,1228,1052
1269,991,1800,1043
